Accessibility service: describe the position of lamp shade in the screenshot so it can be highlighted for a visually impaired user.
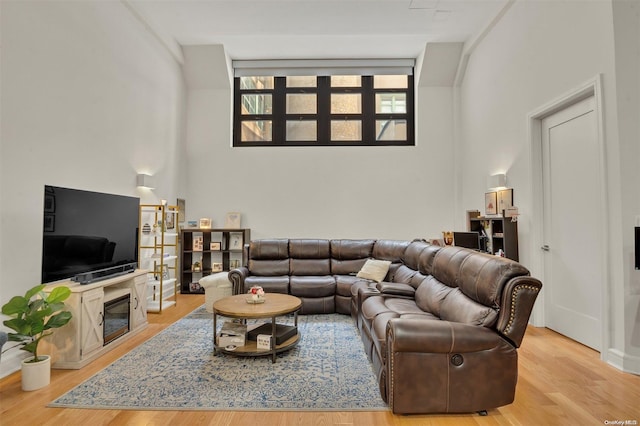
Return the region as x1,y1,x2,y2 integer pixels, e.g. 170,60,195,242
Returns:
136,174,155,189
487,173,507,189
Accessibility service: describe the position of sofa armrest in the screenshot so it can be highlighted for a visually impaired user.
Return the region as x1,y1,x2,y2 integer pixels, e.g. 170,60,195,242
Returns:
385,318,518,415
495,276,542,347
386,318,506,354
376,282,415,298
228,267,249,295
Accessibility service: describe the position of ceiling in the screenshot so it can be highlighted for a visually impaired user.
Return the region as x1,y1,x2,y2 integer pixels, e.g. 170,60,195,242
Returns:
127,0,508,60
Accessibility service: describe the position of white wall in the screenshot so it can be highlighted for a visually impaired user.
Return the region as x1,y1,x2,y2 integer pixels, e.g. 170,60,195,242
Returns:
612,0,640,370
457,0,639,372
184,60,456,241
0,1,187,375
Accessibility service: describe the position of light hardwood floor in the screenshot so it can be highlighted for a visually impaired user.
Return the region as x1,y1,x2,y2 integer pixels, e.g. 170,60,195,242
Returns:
1,293,639,426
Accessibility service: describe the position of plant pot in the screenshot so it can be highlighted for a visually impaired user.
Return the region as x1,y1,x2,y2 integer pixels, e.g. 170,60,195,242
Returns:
21,355,51,391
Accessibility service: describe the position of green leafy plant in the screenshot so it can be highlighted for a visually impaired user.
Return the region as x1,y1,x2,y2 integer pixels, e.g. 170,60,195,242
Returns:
1,284,72,362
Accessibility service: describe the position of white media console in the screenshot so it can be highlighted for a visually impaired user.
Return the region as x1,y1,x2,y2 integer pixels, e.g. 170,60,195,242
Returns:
42,269,148,369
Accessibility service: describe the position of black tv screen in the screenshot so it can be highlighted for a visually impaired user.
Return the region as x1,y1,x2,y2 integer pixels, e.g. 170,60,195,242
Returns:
42,185,139,284
453,231,481,250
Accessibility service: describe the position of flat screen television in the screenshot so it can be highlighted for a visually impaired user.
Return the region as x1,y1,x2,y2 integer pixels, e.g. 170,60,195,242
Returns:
453,231,481,250
42,185,139,284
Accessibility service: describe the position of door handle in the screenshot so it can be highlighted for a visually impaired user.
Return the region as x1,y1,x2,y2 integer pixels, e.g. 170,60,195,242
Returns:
541,245,550,251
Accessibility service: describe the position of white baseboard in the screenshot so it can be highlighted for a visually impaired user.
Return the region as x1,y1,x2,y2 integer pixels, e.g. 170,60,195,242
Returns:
607,348,640,375
0,348,29,379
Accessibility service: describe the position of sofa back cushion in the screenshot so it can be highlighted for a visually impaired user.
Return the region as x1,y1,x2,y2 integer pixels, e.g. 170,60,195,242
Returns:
372,240,410,262
289,239,331,275
417,244,442,276
432,246,530,308
414,276,498,327
392,265,418,285
330,239,375,274
401,240,430,270
248,239,290,276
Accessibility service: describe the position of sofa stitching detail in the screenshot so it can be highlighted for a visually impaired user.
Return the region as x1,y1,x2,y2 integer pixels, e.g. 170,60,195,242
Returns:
504,284,541,335
387,324,395,409
446,321,455,412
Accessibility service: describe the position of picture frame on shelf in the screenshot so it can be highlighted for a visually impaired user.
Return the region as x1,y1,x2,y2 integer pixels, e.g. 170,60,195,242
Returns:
497,189,514,215
212,263,223,272
177,198,185,224
485,192,497,215
165,210,175,230
189,282,202,292
210,242,221,251
193,236,203,251
225,212,241,228
199,218,212,229
229,233,243,250
187,220,198,228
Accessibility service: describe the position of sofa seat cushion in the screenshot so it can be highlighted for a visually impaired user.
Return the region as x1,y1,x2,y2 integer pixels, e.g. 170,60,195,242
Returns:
336,275,370,297
349,278,377,299
290,276,336,298
383,298,429,316
244,276,290,294
298,295,335,314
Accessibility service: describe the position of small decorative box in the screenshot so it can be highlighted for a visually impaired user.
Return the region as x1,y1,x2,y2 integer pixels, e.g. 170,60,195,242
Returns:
256,334,272,350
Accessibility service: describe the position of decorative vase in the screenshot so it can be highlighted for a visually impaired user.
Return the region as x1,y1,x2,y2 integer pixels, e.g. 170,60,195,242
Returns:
442,231,454,246
21,355,51,391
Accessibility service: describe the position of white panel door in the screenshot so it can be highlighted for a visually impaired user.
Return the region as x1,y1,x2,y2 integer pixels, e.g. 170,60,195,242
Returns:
541,95,602,351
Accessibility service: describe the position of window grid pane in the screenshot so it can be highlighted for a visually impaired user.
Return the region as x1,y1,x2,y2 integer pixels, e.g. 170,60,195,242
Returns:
331,120,362,141
331,94,362,114
331,75,361,87
240,76,274,90
373,75,407,89
241,94,272,115
286,94,317,114
286,120,317,141
286,76,317,87
375,93,406,114
240,120,272,142
376,119,407,141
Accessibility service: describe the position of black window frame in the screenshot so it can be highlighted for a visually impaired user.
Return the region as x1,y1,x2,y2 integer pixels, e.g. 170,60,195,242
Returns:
233,75,414,147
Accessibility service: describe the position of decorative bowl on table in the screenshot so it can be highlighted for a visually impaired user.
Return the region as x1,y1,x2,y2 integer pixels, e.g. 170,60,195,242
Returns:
246,286,265,304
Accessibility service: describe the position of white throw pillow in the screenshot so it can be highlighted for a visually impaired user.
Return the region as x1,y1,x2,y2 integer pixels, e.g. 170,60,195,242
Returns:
356,259,391,283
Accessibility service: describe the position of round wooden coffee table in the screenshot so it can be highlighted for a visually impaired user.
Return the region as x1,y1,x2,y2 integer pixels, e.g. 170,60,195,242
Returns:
212,293,302,363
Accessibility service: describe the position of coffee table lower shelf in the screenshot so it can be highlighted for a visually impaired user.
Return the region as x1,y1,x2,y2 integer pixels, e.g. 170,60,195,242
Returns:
215,333,300,357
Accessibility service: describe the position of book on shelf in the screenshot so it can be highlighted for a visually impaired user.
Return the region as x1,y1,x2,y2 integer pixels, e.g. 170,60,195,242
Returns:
217,321,247,347
247,323,297,345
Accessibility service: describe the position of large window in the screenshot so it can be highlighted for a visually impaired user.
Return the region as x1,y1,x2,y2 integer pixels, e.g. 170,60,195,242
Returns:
233,61,414,146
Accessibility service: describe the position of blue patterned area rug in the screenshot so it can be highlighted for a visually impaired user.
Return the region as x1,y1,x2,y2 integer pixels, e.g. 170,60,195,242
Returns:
49,306,387,411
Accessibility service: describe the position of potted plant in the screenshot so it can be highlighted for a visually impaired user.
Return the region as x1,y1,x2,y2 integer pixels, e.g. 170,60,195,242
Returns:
1,284,72,391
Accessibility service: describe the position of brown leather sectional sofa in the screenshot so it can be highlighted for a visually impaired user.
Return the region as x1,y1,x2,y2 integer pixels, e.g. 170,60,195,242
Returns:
229,238,542,415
